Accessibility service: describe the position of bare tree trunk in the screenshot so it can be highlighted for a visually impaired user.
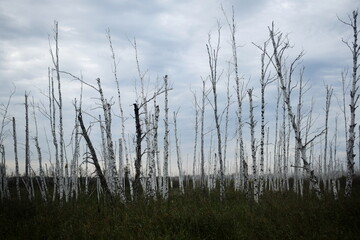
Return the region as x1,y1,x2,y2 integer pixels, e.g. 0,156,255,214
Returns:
0,90,14,200
12,117,21,200
268,23,323,198
206,25,225,201
97,78,118,195
273,85,281,191
224,6,247,193
107,30,130,180
281,89,286,191
133,103,142,200
99,115,109,187
31,98,47,202
118,138,126,202
200,80,206,189
223,69,231,183
146,105,157,200
323,86,333,192
259,55,266,197
71,102,80,200
339,10,359,197
25,92,30,178
78,111,112,198
0,145,10,200
173,111,184,194
192,93,199,189
85,145,89,195
253,41,274,197
293,69,304,194
47,68,59,201
248,89,258,203
50,21,65,201
153,104,160,196
24,92,34,201
162,75,170,199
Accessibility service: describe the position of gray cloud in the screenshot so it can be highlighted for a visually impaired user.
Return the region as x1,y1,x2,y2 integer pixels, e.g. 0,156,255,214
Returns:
0,0,359,175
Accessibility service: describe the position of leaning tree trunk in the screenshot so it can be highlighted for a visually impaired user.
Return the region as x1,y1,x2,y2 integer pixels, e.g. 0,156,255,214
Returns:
269,23,322,199
78,111,112,198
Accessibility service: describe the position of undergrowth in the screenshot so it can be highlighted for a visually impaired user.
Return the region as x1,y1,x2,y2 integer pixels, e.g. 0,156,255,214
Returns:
0,177,359,239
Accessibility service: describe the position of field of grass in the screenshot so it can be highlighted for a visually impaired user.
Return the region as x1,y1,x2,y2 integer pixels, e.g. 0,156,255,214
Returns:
1,177,360,240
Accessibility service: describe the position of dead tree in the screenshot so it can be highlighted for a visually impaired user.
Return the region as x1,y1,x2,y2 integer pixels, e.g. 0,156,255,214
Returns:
12,117,21,200
223,6,247,193
200,80,207,189
339,10,360,197
107,29,130,177
248,88,258,203
192,92,199,189
31,97,47,201
206,24,225,201
162,75,170,199
25,92,30,178
323,85,333,191
133,84,167,200
153,102,161,193
49,21,65,200
152,103,161,193
97,78,118,195
293,69,305,194
173,110,184,194
70,100,80,200
78,111,111,197
223,66,231,181
268,23,323,199
47,67,59,201
133,103,142,200
0,145,10,200
253,40,275,197
0,90,14,199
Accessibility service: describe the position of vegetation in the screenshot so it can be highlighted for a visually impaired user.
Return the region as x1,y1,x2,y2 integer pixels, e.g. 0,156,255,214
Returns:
0,177,359,239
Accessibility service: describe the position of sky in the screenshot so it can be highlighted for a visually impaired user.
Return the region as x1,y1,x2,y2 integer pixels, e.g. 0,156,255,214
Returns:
0,0,359,176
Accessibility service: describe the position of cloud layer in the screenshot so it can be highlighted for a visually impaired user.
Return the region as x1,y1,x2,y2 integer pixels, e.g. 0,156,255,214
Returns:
0,0,359,174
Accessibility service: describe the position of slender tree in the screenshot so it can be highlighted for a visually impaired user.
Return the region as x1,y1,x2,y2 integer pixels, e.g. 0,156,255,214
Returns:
173,110,184,194
12,117,21,200
200,80,207,189
31,97,47,201
323,85,333,191
107,29,130,180
248,88,258,203
339,10,359,197
206,24,225,201
162,75,170,199
25,92,30,178
49,21,65,200
192,92,199,189
224,7,247,193
253,40,275,197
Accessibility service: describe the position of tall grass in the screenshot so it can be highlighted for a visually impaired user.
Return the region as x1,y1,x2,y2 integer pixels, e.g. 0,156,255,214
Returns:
0,177,359,239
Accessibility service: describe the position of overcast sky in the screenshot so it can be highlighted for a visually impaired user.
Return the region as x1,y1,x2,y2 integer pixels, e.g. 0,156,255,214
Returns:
0,0,359,175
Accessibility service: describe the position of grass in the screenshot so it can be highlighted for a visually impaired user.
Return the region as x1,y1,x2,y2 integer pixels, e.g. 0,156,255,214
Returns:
0,177,360,239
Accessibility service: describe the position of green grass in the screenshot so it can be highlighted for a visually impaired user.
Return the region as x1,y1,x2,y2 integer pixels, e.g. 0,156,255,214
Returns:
0,178,360,239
